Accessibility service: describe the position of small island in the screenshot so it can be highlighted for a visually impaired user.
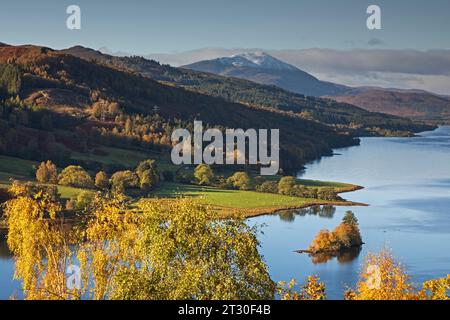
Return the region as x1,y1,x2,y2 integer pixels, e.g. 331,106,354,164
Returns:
297,211,363,255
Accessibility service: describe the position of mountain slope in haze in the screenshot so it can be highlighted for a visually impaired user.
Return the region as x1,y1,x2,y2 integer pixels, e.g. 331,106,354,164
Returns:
184,53,450,124
184,52,347,97
0,44,362,172
327,88,450,124
62,46,432,136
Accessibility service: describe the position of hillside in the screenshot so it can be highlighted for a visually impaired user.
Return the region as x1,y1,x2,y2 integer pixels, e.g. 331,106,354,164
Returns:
62,46,432,135
327,89,450,124
0,44,358,173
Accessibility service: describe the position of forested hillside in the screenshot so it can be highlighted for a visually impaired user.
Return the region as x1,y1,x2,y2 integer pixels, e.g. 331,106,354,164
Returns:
63,46,434,136
1,44,359,173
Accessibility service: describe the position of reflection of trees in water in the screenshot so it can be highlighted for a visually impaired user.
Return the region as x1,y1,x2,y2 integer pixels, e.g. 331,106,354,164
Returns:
309,247,362,265
277,206,336,223
0,231,12,259
278,210,296,222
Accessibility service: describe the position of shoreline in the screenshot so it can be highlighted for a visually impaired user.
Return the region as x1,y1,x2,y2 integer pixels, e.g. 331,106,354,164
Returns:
214,185,367,219
0,185,367,229
217,200,368,220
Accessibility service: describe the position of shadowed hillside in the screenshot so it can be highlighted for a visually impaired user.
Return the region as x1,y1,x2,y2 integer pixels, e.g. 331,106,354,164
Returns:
1,44,360,173
328,89,450,124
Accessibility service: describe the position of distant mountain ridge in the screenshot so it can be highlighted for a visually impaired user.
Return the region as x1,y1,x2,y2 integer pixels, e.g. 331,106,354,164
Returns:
328,88,450,123
184,52,348,97
184,53,450,123
61,45,433,136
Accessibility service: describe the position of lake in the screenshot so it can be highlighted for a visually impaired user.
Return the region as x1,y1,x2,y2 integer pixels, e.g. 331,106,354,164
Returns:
1,126,449,299
250,126,450,299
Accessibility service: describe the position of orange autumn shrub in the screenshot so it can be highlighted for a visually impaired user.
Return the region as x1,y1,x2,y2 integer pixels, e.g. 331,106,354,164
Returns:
309,211,362,253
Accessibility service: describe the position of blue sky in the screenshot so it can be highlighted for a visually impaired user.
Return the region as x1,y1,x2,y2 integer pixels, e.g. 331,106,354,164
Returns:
1,0,449,53
1,0,450,93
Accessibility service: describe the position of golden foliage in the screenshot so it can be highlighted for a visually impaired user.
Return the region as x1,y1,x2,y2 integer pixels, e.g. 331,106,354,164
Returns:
5,184,274,300
35,160,58,184
278,276,326,300
77,193,143,300
345,249,415,300
135,198,275,300
309,212,362,253
346,248,450,300
309,229,336,252
5,182,75,300
420,275,450,300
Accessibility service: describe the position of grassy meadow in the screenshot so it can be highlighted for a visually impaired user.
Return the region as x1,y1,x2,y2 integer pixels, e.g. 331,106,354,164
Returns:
0,152,362,219
146,182,360,218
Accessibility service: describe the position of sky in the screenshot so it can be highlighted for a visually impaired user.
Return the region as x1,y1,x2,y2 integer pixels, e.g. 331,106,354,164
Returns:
1,0,450,93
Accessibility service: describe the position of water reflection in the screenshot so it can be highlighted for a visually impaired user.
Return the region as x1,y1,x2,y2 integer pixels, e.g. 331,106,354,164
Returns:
0,242,10,260
307,247,362,265
277,205,336,222
251,127,450,299
0,231,10,260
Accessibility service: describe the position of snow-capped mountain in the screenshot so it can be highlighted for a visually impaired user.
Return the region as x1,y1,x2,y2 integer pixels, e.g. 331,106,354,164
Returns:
184,52,347,96
216,52,298,71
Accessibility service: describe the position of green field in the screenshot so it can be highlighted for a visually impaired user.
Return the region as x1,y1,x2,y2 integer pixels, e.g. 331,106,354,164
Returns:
148,182,353,217
71,146,178,172
71,147,150,168
55,185,91,199
262,174,351,189
0,155,37,177
152,183,316,208
295,179,350,188
0,155,37,188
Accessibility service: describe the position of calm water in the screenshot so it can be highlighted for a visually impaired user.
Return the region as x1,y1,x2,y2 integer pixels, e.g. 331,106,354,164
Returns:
250,126,450,299
1,127,449,299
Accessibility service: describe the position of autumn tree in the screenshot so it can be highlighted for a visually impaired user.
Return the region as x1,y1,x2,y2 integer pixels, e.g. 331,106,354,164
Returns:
95,171,110,189
255,181,278,194
343,210,359,226
133,199,275,299
8,180,60,202
420,275,450,300
309,230,337,253
309,211,362,253
135,159,160,192
345,249,419,300
77,197,275,300
4,182,77,300
278,176,296,195
74,191,95,210
317,188,338,201
110,170,139,194
77,193,142,299
278,276,326,300
226,171,250,190
194,164,215,186
36,160,58,184
58,166,94,189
